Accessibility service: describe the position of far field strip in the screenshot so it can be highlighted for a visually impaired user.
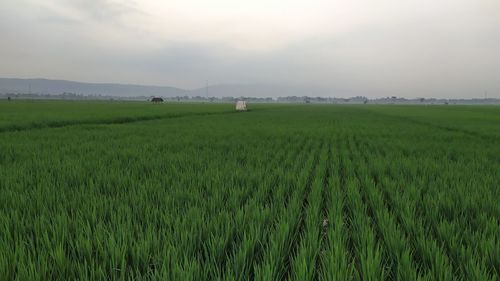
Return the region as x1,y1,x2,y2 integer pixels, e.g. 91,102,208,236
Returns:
0,110,236,133
0,103,299,134
358,106,500,141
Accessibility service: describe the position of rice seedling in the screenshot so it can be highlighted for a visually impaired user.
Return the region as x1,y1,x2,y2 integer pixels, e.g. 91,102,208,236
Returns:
0,101,498,280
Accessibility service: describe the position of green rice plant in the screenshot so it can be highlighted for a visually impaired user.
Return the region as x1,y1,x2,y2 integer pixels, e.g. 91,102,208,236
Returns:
345,176,387,281
290,142,328,281
0,102,499,280
321,142,355,281
253,143,321,281
220,139,315,281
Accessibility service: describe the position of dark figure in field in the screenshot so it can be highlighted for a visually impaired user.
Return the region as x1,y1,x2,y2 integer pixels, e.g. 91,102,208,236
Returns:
151,97,163,103
7,96,11,101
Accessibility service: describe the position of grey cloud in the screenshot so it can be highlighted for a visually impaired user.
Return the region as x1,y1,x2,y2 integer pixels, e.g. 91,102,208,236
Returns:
70,0,136,20
53,0,141,22
0,0,499,98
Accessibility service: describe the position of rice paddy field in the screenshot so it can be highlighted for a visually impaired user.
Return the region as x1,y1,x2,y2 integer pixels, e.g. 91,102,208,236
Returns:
0,101,499,281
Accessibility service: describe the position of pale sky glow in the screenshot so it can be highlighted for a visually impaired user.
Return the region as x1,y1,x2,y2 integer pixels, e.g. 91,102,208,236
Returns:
1,0,499,97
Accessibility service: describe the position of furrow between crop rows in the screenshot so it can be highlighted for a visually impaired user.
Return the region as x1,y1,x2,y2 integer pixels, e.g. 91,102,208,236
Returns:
288,140,329,281
193,137,309,280
342,133,387,281
253,139,323,281
320,135,355,281
356,134,498,281
215,137,315,280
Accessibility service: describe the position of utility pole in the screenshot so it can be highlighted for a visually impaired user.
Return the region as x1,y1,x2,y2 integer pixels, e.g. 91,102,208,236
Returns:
206,80,209,100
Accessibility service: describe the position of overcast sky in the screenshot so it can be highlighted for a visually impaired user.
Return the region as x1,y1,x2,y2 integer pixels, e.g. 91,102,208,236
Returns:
1,0,499,98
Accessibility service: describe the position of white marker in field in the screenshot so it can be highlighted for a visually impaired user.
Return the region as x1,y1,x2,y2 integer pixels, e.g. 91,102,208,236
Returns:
235,101,247,111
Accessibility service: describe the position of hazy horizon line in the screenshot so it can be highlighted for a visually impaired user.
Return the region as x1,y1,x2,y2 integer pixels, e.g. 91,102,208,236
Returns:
0,76,496,100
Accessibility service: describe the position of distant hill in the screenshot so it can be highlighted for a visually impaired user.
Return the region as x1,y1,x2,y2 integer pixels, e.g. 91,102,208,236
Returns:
0,78,338,98
0,78,188,97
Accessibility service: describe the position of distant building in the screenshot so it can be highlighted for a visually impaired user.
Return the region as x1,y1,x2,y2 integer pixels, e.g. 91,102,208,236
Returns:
151,97,164,103
236,101,247,111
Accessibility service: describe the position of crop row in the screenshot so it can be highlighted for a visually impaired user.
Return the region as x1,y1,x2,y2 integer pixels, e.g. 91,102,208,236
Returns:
1,104,498,280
